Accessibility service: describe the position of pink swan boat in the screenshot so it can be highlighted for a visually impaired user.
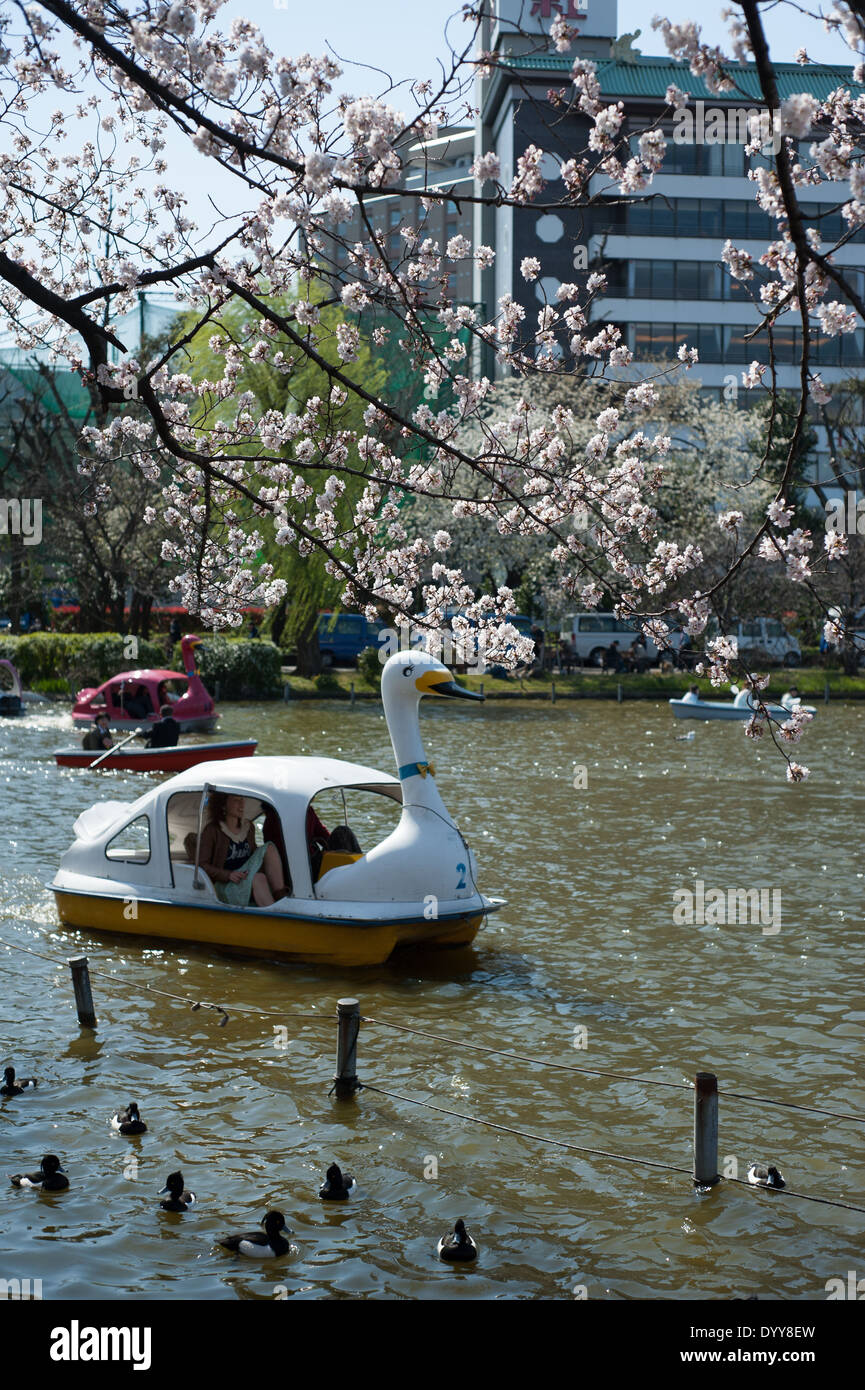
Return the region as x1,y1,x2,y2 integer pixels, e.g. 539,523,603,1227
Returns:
71,634,218,733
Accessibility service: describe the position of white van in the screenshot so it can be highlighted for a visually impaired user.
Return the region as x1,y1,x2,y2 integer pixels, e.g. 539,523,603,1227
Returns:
564,612,679,667
709,618,801,667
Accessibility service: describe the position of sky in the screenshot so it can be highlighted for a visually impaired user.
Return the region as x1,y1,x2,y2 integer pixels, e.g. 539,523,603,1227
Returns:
236,1,856,82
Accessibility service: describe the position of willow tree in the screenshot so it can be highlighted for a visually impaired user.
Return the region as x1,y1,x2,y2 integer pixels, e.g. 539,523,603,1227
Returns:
176,283,387,673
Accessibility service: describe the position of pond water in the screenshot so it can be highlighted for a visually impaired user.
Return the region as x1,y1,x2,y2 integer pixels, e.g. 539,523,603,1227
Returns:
0,694,862,1300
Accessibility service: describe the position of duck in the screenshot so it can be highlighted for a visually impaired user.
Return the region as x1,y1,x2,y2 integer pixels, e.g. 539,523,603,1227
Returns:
437,1219,478,1263
111,1102,147,1135
218,1210,292,1258
316,650,484,904
319,1163,357,1201
10,1154,69,1191
1,1065,37,1096
747,1162,786,1190
159,1171,196,1212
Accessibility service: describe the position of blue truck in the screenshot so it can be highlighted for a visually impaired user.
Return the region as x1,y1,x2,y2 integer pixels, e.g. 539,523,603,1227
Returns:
316,612,385,666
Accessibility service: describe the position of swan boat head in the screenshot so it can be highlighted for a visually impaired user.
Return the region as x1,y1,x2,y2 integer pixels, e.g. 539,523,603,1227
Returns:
315,650,484,904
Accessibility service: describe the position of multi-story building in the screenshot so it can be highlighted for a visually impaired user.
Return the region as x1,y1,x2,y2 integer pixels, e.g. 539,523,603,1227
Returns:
472,0,865,483
330,125,476,306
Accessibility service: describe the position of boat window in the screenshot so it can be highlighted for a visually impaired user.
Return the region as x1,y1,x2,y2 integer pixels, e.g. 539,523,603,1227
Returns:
105,815,151,864
309,785,402,883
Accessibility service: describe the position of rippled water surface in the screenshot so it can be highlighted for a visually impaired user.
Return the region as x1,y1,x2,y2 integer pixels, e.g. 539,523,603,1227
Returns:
0,693,862,1300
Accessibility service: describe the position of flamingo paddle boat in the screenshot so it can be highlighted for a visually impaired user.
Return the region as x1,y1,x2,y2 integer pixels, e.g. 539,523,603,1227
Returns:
51,651,504,967
53,739,257,773
0,659,25,716
71,634,217,733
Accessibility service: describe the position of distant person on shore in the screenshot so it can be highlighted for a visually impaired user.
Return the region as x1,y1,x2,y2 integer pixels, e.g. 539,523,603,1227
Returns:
681,684,700,704
603,641,623,672
249,618,259,639
167,615,182,659
557,637,577,674
145,704,180,749
82,713,113,751
626,638,648,672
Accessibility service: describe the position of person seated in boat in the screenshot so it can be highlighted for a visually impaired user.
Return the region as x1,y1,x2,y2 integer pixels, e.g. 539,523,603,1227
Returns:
198,793,289,907
781,685,801,711
305,806,362,880
82,713,113,751
143,704,180,749
119,683,152,720
681,684,700,704
731,684,753,708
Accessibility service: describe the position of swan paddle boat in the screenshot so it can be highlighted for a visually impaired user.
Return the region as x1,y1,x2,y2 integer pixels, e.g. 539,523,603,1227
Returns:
71,634,217,733
53,739,257,773
51,652,504,967
670,687,817,721
0,658,25,716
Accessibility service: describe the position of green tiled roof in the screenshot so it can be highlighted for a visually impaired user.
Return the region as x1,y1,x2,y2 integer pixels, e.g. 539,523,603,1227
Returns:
505,54,862,102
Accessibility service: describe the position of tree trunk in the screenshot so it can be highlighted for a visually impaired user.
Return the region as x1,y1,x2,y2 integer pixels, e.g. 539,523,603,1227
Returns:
294,616,322,677
270,593,287,648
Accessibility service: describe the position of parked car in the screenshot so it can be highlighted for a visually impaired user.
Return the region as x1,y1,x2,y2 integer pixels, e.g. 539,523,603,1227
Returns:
316,612,386,667
709,617,801,667
563,612,681,667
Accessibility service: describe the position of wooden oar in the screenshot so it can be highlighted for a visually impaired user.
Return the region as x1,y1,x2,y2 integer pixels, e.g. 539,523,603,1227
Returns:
88,727,145,770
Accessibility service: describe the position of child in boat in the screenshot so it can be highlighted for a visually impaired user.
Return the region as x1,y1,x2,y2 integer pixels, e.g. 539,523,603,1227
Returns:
198,793,288,907
82,714,113,751
681,684,700,704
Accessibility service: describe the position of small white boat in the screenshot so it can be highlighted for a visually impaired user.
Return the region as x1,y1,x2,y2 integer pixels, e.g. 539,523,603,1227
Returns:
50,652,504,967
670,692,817,721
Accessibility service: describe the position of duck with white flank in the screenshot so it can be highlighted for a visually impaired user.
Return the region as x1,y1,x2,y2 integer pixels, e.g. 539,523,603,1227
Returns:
747,1162,786,1189
10,1154,69,1191
52,651,505,968
437,1219,478,1263
1,1065,37,1096
111,1102,147,1135
319,1163,357,1201
218,1211,292,1258
159,1172,196,1212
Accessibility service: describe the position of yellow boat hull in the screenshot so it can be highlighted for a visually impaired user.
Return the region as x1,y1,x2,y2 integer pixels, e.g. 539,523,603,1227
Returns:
52,891,483,968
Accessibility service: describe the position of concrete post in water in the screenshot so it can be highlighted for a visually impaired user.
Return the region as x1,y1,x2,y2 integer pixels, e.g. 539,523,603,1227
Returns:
824,680,830,705
283,683,290,702
214,680,221,703
350,681,355,707
551,681,556,704
693,1071,720,1187
68,956,97,1029
479,681,484,698
334,997,360,1099
617,682,623,703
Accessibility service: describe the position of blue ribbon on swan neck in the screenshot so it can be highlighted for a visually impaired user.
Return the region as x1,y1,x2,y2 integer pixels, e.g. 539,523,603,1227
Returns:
398,760,436,780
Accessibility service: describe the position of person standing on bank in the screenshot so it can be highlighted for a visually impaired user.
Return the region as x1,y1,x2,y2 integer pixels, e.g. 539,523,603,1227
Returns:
198,793,288,906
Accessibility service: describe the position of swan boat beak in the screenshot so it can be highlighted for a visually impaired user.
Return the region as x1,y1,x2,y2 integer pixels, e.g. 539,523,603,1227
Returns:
415,672,484,701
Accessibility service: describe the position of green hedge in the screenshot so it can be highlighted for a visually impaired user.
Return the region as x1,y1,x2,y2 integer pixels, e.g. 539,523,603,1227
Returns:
0,633,166,692
191,636,283,699
0,632,282,699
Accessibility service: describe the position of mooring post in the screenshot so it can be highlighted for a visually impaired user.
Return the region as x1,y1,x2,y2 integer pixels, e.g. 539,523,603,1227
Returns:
334,997,360,1099
479,681,484,698
283,682,290,702
617,682,623,703
68,956,97,1029
824,680,830,705
693,1071,720,1188
350,681,355,707
551,680,556,704
214,680,221,703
